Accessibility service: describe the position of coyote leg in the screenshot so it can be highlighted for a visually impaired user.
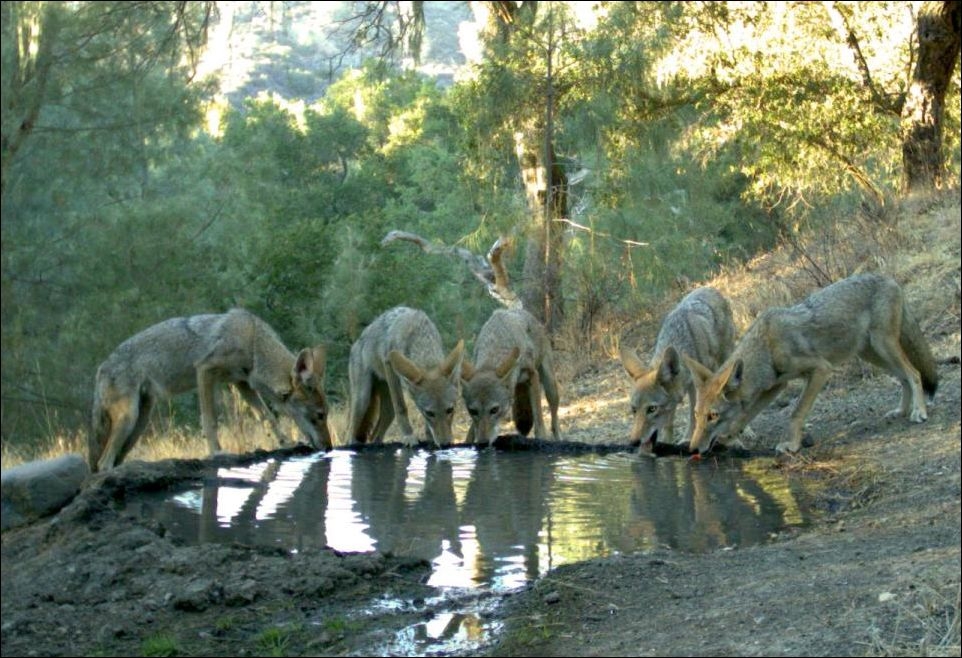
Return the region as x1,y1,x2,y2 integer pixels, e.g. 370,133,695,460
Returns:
196,366,224,454
384,367,416,442
781,369,831,454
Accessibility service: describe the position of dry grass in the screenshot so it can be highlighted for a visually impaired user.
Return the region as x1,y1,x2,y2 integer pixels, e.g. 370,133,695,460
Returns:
710,190,961,338
866,582,962,657
1,431,88,470
607,189,962,397
0,398,358,471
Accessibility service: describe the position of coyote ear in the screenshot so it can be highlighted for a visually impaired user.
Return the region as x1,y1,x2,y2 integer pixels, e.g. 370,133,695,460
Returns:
682,353,713,383
294,346,326,386
657,346,682,385
619,345,648,381
461,359,476,382
440,339,465,378
388,350,425,385
495,347,521,380
718,359,744,394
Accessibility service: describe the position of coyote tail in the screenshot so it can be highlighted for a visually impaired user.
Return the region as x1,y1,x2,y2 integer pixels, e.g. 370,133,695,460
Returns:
900,302,939,398
512,381,534,436
88,374,112,470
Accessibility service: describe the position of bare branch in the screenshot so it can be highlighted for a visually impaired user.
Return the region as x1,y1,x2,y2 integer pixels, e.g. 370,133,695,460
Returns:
824,1,903,115
324,0,425,72
553,218,650,248
381,231,522,309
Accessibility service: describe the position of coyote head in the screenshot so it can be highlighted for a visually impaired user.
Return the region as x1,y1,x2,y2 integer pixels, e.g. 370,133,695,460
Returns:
460,347,520,446
684,355,747,455
388,340,465,447
280,346,332,450
620,345,686,451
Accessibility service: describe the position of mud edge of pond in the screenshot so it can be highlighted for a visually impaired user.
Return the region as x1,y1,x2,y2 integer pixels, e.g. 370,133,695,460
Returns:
350,434,772,458
69,437,770,517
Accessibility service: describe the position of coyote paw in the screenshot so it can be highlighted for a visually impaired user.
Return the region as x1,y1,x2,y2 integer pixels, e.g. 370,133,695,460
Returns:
740,425,757,440
885,407,927,423
774,441,801,455
883,408,902,421
724,437,748,451
638,442,657,459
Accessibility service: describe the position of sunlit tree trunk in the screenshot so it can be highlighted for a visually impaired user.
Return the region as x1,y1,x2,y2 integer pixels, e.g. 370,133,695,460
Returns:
901,0,961,192
517,134,567,332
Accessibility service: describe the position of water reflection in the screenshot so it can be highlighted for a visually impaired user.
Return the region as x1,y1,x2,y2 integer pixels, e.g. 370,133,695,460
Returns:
135,448,811,592
390,611,493,657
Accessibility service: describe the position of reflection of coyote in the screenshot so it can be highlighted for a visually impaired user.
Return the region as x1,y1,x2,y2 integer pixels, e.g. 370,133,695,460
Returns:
348,306,464,447
461,308,561,445
620,287,735,453
686,273,939,455
90,309,330,472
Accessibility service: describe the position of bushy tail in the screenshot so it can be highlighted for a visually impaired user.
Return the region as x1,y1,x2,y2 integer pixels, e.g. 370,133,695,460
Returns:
512,382,534,436
900,303,939,398
88,372,112,472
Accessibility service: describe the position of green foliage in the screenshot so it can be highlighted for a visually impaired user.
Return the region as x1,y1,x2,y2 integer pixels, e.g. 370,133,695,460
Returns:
256,626,293,657
1,1,218,440
141,632,182,657
202,64,497,403
322,616,362,634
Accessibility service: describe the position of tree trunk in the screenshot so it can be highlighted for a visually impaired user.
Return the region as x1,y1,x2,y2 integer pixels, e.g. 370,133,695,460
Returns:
1,3,60,201
901,0,961,193
516,136,567,333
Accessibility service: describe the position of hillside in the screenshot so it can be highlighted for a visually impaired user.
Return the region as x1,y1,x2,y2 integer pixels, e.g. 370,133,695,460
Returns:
1,191,959,657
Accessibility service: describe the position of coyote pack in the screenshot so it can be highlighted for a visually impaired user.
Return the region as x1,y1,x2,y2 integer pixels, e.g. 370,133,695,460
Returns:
620,286,736,453
685,273,939,455
347,306,464,447
461,307,561,445
89,309,330,472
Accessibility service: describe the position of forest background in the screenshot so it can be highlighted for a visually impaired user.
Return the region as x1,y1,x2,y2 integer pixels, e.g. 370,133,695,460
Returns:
2,1,959,462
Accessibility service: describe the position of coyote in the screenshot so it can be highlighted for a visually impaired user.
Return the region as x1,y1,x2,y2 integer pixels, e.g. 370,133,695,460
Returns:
620,287,735,453
89,309,331,472
461,307,561,445
348,306,464,447
685,273,939,455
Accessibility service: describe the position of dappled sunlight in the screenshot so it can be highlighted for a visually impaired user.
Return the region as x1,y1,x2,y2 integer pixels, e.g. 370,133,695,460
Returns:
554,359,633,444
384,101,427,153
558,389,626,420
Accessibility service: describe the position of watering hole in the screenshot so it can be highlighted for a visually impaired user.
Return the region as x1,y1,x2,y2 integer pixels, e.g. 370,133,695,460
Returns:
129,446,814,654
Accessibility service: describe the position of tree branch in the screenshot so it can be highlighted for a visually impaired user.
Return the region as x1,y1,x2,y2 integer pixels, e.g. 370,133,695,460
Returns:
381,231,522,308
824,1,903,116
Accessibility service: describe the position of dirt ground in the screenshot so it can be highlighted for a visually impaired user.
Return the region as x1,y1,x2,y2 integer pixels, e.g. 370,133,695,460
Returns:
1,335,960,657
490,349,962,657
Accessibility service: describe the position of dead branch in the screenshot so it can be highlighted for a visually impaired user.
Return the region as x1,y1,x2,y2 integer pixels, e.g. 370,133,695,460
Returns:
381,230,522,309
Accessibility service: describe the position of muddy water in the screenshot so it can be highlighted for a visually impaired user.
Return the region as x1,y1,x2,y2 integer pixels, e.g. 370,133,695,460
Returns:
133,447,810,591
129,447,811,655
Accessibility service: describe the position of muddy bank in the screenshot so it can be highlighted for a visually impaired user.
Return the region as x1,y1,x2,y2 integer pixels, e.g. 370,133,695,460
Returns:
1,454,440,657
